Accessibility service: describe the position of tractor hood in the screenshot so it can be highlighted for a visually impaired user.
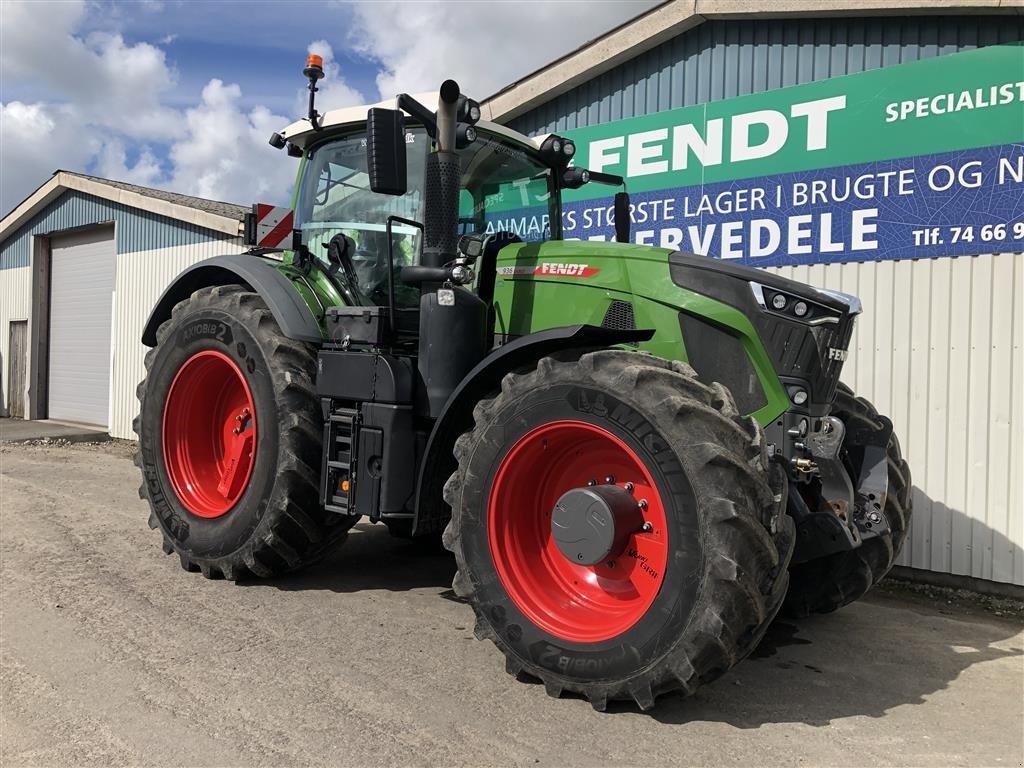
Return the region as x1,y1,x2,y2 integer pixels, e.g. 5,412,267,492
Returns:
491,239,861,421
494,240,859,316
494,239,671,282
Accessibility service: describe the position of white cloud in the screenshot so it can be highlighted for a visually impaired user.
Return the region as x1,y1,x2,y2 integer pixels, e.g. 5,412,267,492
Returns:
166,80,296,204
0,100,98,213
0,1,180,141
0,0,659,214
94,140,163,187
346,0,659,100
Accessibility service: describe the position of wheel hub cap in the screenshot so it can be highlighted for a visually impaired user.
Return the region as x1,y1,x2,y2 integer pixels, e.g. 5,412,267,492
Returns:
551,485,644,566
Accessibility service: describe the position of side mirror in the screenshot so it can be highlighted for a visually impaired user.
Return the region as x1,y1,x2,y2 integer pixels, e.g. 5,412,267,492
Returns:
613,192,631,244
367,108,407,195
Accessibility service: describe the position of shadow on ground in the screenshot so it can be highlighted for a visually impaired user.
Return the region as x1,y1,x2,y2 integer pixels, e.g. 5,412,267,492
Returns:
248,522,457,593
246,522,1023,728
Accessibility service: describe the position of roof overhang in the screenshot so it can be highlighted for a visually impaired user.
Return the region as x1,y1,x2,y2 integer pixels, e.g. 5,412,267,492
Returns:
481,0,1020,124
0,171,244,245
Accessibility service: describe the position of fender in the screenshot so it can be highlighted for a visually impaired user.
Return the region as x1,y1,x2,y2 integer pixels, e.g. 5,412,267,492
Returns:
141,254,323,346
412,324,654,536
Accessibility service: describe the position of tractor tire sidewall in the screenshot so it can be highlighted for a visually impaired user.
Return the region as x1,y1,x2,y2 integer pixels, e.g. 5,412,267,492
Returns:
140,305,281,561
459,382,703,683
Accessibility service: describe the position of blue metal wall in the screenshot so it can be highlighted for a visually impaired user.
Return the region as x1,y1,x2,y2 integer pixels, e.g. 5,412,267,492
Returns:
0,190,237,270
510,15,1024,135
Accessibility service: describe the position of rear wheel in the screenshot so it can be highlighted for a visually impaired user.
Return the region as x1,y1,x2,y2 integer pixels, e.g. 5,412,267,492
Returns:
443,350,794,710
783,385,912,616
134,284,353,579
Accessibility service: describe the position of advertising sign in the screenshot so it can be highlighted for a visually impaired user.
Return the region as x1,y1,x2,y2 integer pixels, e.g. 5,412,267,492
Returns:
490,45,1024,266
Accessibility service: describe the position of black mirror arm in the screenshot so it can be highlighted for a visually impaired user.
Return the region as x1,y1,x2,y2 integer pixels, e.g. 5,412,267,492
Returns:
397,94,437,139
586,170,627,189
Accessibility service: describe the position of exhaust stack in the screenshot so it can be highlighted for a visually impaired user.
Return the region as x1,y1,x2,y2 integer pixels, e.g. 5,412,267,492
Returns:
421,79,462,269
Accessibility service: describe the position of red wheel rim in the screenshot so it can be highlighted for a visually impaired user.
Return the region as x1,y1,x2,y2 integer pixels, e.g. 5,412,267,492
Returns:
162,350,257,519
487,420,668,643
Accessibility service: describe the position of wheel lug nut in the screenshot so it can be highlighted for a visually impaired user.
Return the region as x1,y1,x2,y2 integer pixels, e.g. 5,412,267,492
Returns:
641,521,653,532
605,475,615,484
638,499,648,510
624,482,634,492
232,428,240,435
242,408,250,416
587,479,596,487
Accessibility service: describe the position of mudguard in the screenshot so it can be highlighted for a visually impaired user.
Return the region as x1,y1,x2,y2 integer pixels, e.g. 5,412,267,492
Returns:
412,324,654,536
141,254,322,347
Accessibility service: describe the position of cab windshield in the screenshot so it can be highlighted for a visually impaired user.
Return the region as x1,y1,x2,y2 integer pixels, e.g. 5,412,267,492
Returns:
295,127,557,305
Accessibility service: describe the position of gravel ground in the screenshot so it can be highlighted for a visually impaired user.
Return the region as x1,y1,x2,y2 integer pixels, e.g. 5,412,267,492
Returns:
2,441,1023,767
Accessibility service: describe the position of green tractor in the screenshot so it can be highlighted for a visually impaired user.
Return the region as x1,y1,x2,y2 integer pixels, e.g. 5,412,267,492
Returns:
135,59,911,711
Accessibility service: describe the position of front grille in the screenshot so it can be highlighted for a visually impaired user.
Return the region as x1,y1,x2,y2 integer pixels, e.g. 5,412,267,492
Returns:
601,300,636,330
762,315,855,403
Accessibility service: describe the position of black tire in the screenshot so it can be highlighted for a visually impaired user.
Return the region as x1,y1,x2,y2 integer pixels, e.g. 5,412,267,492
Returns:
442,350,794,711
783,384,912,616
134,284,353,579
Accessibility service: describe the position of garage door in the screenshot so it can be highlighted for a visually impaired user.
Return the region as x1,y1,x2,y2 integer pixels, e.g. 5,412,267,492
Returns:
48,227,115,427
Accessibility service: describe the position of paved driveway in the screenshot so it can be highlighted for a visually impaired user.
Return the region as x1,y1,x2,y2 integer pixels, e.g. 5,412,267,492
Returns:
2,441,1022,767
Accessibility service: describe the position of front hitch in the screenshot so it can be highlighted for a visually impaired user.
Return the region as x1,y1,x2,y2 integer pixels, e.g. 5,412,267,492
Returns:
844,413,894,541
785,414,892,563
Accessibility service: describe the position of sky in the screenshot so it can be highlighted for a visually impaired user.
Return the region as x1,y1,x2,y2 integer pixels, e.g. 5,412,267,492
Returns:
0,0,660,215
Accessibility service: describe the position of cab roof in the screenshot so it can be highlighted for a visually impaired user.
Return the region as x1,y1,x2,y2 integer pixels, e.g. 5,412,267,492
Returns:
277,93,552,151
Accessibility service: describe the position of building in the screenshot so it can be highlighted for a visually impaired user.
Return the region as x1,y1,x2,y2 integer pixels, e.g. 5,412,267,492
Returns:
0,172,246,438
482,0,1024,590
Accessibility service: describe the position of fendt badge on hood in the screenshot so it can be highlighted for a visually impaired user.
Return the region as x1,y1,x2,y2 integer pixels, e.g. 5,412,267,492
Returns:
497,263,601,278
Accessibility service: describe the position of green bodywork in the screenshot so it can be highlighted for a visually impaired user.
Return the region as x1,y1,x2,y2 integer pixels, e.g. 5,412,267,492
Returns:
275,236,789,426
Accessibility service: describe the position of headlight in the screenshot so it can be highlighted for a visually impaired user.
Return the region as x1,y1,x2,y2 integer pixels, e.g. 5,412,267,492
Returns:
540,134,574,167
793,301,808,317
772,293,787,310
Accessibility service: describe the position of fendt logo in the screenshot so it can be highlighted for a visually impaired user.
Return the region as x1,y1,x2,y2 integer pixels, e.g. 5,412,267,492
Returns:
827,347,849,361
497,263,600,279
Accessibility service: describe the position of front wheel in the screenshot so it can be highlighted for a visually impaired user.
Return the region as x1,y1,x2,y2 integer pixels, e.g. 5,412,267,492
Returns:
134,284,353,579
443,350,794,710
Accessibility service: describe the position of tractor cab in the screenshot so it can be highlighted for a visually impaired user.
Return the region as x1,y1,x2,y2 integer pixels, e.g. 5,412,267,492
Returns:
288,121,560,307
264,62,629,320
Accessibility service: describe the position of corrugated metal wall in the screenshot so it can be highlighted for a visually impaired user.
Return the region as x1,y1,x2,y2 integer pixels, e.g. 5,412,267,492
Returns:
510,14,1024,586
110,239,244,440
765,255,1023,586
510,15,1024,135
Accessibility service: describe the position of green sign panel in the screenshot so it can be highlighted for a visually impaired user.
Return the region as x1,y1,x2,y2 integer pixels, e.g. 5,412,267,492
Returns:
564,44,1024,199
487,45,1024,265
